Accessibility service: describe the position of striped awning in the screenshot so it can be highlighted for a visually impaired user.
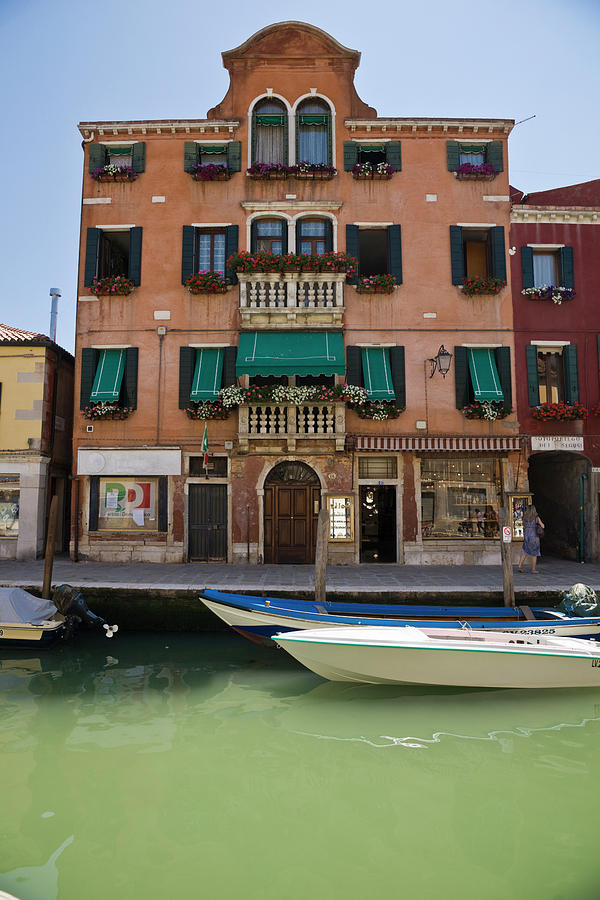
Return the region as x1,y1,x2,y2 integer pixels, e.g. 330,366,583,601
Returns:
356,436,521,452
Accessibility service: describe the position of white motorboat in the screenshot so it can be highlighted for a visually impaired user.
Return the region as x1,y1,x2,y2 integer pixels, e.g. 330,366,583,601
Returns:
273,625,600,688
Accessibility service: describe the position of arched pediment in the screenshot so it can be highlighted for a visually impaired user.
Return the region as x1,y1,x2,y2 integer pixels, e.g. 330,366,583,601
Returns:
222,21,361,67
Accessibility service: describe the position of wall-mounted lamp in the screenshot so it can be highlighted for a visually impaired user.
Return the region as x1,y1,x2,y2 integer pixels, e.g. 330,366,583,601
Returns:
428,345,453,378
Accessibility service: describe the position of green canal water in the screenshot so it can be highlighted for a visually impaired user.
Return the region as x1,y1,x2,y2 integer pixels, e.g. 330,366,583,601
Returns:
1,632,599,900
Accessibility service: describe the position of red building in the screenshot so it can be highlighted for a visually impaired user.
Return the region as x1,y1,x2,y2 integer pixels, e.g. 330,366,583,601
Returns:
510,179,600,560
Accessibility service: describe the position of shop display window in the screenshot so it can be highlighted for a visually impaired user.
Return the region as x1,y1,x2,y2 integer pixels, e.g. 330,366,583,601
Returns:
97,477,158,532
0,476,19,537
420,458,501,540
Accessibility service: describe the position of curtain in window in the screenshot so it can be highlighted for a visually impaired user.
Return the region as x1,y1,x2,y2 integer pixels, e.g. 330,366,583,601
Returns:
298,121,328,164
255,123,285,164
459,144,485,165
533,253,558,286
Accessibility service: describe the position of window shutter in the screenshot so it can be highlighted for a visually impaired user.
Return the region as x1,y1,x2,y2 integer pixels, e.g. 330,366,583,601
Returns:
184,142,199,172
179,347,196,409
521,246,534,289
345,224,359,284
490,226,506,282
449,226,465,285
80,348,99,409
387,225,402,284
88,144,107,173
128,227,143,286
281,221,288,256
182,226,196,284
222,347,238,388
225,225,239,284
89,476,99,531
84,228,100,287
563,344,579,403
446,141,460,172
324,218,333,252
346,346,363,387
250,220,258,253
454,346,469,409
385,141,402,171
495,347,512,410
343,142,358,171
559,246,574,288
158,476,168,533
227,142,242,172
487,141,503,173
123,348,139,409
526,345,540,406
389,346,406,409
131,142,146,173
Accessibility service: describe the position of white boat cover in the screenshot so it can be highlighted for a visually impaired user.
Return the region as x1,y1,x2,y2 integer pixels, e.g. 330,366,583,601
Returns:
0,588,58,625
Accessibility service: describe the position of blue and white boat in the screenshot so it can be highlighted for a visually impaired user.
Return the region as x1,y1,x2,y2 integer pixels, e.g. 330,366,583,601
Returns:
200,587,600,646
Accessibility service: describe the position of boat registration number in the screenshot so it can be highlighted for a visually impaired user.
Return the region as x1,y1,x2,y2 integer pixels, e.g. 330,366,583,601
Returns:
503,628,556,635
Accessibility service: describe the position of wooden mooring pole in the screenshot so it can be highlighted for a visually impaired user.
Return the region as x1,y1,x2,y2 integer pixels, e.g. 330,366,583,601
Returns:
42,495,59,600
498,506,515,607
314,506,328,605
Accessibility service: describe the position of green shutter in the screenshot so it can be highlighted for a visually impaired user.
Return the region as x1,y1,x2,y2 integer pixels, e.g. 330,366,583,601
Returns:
385,141,402,171
131,142,146,173
446,141,460,172
158,476,168,533
346,346,363,387
526,345,540,407
389,346,406,409
345,225,359,284
361,348,395,400
182,226,196,284
80,348,100,409
184,142,199,172
495,348,512,410
128,227,142,286
225,225,239,284
468,349,504,401
450,226,465,285
123,348,139,409
559,246,574,288
250,220,258,253
343,142,358,171
91,349,126,402
222,347,238,388
387,225,402,284
84,228,100,287
454,346,469,409
281,221,288,256
190,349,224,401
179,347,196,409
490,226,506,282
521,246,534,289
563,344,579,403
227,142,242,172
89,144,107,173
486,141,503,173
324,219,333,253
89,476,99,531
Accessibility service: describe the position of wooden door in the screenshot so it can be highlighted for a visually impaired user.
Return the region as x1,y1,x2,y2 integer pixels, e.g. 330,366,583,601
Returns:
189,484,227,561
264,484,319,564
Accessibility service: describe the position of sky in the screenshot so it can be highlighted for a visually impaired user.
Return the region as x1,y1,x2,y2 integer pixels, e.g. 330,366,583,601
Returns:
0,0,598,353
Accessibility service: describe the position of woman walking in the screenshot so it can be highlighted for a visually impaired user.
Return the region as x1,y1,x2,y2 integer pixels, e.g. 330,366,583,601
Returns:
518,505,545,573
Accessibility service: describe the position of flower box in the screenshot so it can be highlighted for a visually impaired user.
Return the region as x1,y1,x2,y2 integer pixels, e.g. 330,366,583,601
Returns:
190,165,231,182
455,163,496,181
531,402,588,422
82,403,133,420
91,165,137,182
89,276,135,297
521,286,575,305
460,276,506,297
455,173,496,182
463,400,511,421
185,271,230,294
352,162,395,180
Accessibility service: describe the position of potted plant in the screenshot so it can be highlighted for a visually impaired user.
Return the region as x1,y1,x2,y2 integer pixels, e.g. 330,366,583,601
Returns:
189,163,231,182
455,162,496,181
356,274,396,293
185,271,230,294
317,251,358,277
246,163,290,180
292,162,337,180
352,161,395,180
521,285,576,305
82,402,133,420
531,401,588,421
463,400,512,421
89,276,135,296
461,276,506,297
185,400,230,420
91,164,137,182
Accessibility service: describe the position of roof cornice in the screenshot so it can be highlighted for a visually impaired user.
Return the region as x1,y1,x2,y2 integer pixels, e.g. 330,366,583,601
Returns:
511,205,600,224
344,118,513,135
78,120,240,138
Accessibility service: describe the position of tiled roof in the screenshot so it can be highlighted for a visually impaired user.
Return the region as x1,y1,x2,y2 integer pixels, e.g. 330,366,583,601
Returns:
0,323,48,343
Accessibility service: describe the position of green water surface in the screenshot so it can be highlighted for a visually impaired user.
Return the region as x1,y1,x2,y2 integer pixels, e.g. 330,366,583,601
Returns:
1,632,599,900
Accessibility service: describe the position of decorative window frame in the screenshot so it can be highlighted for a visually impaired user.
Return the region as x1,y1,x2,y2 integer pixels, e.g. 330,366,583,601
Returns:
245,210,338,253
247,93,294,169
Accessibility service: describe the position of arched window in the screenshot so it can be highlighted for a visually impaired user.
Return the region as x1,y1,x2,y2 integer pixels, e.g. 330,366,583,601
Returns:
251,218,287,255
296,99,332,166
296,218,333,256
252,98,288,166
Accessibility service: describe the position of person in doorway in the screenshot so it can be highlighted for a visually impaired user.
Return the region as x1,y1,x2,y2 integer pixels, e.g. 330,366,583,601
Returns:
517,505,545,573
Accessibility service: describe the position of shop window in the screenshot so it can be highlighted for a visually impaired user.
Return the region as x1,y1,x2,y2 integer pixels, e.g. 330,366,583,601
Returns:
420,458,501,540
252,98,287,165
358,457,398,479
89,475,167,533
189,456,228,477
296,99,332,165
0,475,19,537
83,227,143,286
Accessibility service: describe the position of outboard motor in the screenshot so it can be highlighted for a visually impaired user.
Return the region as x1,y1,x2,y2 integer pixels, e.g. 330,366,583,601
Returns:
557,583,600,618
53,584,116,634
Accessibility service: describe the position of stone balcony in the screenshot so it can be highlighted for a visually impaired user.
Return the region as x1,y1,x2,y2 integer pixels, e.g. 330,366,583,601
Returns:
238,402,346,451
238,273,345,328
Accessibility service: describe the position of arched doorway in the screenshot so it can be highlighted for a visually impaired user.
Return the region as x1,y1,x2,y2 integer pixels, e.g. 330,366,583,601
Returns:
264,462,320,564
528,451,590,560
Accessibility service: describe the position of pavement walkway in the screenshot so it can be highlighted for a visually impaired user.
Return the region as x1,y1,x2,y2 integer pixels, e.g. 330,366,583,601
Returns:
1,555,598,599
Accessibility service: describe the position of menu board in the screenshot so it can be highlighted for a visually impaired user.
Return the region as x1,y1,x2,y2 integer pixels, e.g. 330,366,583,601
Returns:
508,493,532,541
328,495,354,542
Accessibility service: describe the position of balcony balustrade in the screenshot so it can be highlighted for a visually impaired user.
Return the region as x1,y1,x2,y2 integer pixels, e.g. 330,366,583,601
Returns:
238,401,346,451
238,273,345,327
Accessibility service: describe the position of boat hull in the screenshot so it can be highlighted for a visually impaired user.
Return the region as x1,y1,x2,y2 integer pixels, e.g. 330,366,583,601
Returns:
0,620,66,650
274,628,600,689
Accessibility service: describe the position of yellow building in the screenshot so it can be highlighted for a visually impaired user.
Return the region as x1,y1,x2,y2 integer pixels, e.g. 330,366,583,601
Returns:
0,324,73,559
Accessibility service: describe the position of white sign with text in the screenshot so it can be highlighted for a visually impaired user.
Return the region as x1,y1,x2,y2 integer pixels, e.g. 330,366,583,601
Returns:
530,436,584,452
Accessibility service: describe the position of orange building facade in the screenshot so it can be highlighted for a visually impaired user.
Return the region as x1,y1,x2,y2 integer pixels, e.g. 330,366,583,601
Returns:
73,22,522,565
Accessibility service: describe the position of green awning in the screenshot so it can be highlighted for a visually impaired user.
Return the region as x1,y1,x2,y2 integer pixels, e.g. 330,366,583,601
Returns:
459,144,485,154
90,349,126,402
107,146,132,155
468,349,504,401
299,115,328,126
236,332,345,377
358,144,384,153
190,348,224,402
199,145,226,154
255,115,285,126
361,348,395,400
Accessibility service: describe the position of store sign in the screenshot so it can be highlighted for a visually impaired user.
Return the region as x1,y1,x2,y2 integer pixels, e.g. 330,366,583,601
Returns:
530,436,584,452
327,495,354,542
